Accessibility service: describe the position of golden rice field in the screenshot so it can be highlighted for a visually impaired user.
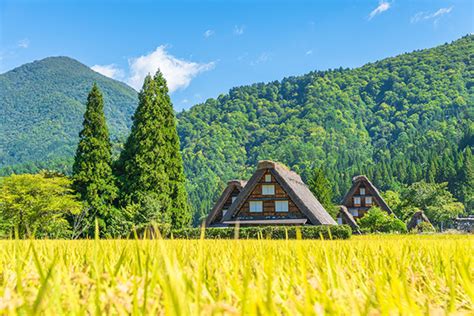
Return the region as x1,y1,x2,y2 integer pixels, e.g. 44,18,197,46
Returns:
0,235,472,315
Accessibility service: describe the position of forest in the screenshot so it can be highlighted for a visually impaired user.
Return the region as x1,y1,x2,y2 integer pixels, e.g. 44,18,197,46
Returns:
0,35,472,234
177,35,473,224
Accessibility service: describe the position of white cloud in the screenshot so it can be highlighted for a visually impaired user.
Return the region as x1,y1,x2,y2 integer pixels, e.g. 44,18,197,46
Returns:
250,52,271,66
411,7,453,23
18,38,30,48
204,29,214,38
91,64,125,80
127,45,215,92
234,25,245,35
369,1,391,20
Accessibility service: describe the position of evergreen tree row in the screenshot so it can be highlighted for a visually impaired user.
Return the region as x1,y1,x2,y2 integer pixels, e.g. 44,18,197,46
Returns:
72,71,190,237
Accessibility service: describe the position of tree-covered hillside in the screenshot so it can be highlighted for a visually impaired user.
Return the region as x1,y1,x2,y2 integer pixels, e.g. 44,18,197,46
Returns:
177,35,473,223
0,57,137,173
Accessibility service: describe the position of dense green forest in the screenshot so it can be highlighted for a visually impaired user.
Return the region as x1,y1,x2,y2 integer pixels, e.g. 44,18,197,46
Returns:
177,35,473,224
1,36,473,226
0,56,137,173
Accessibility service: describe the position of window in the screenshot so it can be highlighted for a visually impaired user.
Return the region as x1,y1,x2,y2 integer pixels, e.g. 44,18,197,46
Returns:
350,209,359,217
353,197,361,206
337,217,343,225
222,209,228,217
249,201,263,213
365,196,372,205
360,187,366,195
262,184,275,195
231,196,237,203
265,174,272,182
275,200,289,212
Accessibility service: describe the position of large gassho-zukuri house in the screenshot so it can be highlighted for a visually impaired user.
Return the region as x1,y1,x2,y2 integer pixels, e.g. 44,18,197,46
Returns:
206,160,336,227
337,175,393,225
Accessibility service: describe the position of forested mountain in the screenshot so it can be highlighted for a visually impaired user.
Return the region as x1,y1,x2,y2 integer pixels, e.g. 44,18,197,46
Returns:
1,37,472,224
0,57,137,173
177,35,473,223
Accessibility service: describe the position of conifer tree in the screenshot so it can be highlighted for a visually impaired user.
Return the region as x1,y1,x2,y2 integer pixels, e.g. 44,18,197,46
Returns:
117,71,190,228
455,147,474,211
308,167,335,218
73,84,117,235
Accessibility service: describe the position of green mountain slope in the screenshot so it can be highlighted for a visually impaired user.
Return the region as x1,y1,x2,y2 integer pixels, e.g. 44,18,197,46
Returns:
177,35,474,223
0,57,137,173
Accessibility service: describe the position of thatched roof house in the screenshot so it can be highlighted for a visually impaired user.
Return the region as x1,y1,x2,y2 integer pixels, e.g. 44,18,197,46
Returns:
407,211,432,231
338,175,393,224
337,175,393,225
220,160,336,226
338,205,360,233
206,180,247,227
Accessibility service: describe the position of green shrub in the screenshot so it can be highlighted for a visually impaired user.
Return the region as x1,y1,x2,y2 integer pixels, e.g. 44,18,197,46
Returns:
171,225,352,240
410,221,436,233
358,207,407,233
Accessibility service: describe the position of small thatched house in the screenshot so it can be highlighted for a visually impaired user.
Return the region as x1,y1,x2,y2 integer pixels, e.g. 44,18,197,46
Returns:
206,180,247,227
212,160,336,226
338,205,360,233
407,211,432,231
338,175,393,224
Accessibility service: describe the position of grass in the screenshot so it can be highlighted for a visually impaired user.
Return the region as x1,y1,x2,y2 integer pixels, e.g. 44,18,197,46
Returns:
0,235,472,315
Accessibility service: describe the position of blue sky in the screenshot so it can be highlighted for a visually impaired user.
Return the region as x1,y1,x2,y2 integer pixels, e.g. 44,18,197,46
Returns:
1,0,473,111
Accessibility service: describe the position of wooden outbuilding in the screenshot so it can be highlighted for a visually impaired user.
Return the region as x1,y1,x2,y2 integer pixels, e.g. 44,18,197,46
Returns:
206,180,247,227
219,160,336,226
337,175,393,224
407,210,432,231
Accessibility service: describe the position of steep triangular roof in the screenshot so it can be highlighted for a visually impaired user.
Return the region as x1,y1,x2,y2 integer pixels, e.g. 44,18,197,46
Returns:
341,175,393,214
407,210,432,231
205,180,247,226
222,160,337,225
338,205,360,233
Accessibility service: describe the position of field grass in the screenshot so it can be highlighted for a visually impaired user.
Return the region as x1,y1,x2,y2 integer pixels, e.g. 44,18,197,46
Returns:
0,235,472,315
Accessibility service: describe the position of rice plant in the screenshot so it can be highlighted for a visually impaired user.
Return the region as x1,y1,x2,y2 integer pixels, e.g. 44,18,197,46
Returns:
0,235,472,315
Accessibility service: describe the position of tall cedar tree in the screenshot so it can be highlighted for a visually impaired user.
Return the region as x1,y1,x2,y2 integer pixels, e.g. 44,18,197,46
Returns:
117,71,190,228
308,167,336,218
72,84,117,234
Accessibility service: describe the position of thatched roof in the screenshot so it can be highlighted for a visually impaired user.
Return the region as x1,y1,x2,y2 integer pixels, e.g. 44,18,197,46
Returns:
407,211,432,230
341,175,393,214
222,160,337,225
205,180,247,227
338,205,360,233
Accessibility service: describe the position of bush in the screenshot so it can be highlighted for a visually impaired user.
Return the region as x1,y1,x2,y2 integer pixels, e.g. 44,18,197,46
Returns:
358,207,407,233
171,225,352,240
410,221,436,233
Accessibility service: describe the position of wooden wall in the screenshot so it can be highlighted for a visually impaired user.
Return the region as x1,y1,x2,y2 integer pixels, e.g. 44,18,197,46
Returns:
234,171,306,219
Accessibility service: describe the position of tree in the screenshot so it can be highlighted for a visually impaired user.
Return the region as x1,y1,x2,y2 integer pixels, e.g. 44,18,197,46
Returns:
455,147,474,212
307,167,336,218
72,84,118,236
0,172,82,238
401,181,464,229
357,207,407,233
117,71,190,229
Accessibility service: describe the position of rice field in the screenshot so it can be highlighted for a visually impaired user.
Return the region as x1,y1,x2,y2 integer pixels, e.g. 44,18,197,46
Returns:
0,235,472,315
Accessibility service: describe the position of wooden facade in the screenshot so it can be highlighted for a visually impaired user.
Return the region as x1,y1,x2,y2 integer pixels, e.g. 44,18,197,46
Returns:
232,171,304,220
338,175,393,225
219,160,336,226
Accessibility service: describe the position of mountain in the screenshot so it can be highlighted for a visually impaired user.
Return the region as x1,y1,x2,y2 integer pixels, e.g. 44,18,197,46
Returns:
1,37,473,223
0,57,138,173
177,35,473,223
